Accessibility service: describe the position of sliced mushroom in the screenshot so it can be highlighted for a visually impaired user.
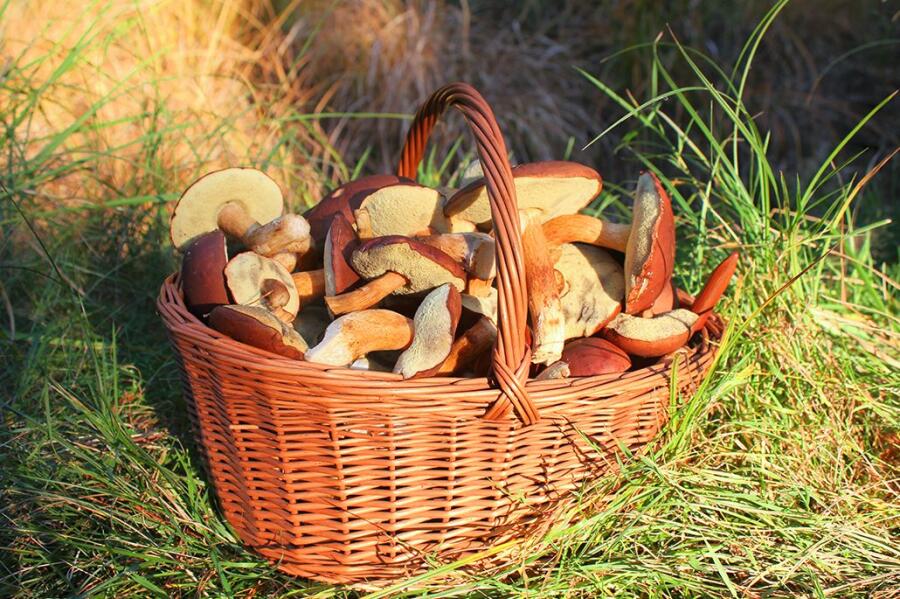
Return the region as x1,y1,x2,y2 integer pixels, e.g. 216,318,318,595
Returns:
436,316,498,376
209,305,307,360
304,174,408,248
690,252,738,333
444,161,602,231
305,309,414,366
180,230,229,318
169,168,311,264
601,309,698,358
560,337,631,376
417,232,496,295
553,243,625,339
224,252,300,322
394,284,462,379
323,212,360,297
354,183,449,239
325,236,466,315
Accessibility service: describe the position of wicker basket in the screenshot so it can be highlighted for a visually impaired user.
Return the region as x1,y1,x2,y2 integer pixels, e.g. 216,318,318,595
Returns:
157,83,723,583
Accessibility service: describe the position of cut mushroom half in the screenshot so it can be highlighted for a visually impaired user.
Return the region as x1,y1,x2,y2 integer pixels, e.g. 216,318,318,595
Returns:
304,174,408,247
224,252,300,323
560,337,631,376
209,305,307,360
353,182,449,239
170,168,311,264
417,232,495,295
180,230,230,318
690,252,738,333
444,161,602,231
305,309,414,367
601,309,698,358
394,284,462,379
553,243,625,339
325,236,466,315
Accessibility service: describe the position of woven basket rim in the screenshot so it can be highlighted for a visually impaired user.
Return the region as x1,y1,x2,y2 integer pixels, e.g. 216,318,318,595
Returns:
158,273,724,421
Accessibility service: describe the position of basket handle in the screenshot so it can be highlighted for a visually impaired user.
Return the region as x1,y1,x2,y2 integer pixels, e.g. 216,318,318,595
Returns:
397,83,539,425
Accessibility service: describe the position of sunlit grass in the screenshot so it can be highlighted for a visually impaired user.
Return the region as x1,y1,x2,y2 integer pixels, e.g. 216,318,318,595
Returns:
1,1,898,597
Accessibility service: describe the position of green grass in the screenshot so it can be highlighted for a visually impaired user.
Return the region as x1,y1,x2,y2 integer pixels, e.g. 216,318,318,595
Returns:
2,1,898,597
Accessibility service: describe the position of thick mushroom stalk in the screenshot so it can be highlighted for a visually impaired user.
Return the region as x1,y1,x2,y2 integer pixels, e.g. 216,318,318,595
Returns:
170,167,311,267
689,252,738,333
325,236,466,315
601,309,698,358
209,305,307,360
305,310,414,366
543,214,630,252
436,316,497,376
520,210,566,365
394,284,462,379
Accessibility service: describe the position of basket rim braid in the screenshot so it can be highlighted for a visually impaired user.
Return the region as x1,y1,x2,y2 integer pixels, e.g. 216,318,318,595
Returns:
157,82,724,583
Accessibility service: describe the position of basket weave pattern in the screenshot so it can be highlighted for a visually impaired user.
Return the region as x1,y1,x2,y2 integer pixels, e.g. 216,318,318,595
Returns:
158,83,722,583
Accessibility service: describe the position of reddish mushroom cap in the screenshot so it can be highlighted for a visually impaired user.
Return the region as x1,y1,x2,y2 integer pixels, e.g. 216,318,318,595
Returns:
209,305,307,360
561,337,632,376
624,172,676,315
601,309,697,358
180,230,229,318
323,212,360,296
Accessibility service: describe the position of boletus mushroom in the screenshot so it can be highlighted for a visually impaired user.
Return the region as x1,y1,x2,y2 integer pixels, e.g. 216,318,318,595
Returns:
209,305,307,360
170,167,311,268
560,337,631,376
353,182,449,239
520,209,566,365
689,252,738,333
553,243,625,339
416,232,496,296
305,309,414,366
601,309,698,358
325,236,466,315
224,252,300,323
394,284,462,378
623,172,675,315
180,230,229,318
436,316,497,376
323,212,360,298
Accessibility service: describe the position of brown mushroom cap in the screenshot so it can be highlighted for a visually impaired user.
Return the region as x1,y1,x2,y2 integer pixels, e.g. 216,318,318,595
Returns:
560,337,631,376
394,284,462,379
553,243,625,339
224,252,300,321
170,167,283,250
444,161,602,229
209,305,307,360
304,174,408,247
417,232,496,281
354,183,448,239
323,212,360,296
351,236,466,295
181,230,229,318
624,172,675,314
601,309,698,357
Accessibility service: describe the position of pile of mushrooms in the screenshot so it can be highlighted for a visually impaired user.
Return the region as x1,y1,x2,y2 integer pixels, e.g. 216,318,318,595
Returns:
170,164,737,379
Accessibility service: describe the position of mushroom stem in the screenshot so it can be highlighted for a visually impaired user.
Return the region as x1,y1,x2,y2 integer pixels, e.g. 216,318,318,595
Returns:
216,202,259,240
305,309,414,366
291,269,326,308
324,271,407,315
436,316,497,375
521,211,566,364
543,214,630,252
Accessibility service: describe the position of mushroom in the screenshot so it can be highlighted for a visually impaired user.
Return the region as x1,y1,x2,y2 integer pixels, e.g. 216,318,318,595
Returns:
353,182,449,239
416,232,495,296
443,161,603,231
304,174,408,248
601,309,698,358
436,316,498,376
224,252,300,323
535,360,571,380
394,284,462,378
208,305,307,360
643,282,677,318
305,309,414,366
553,243,625,339
690,252,738,333
520,209,566,364
560,337,631,376
291,269,326,309
542,214,630,252
180,230,229,318
325,236,466,315
169,168,311,265
323,212,360,297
